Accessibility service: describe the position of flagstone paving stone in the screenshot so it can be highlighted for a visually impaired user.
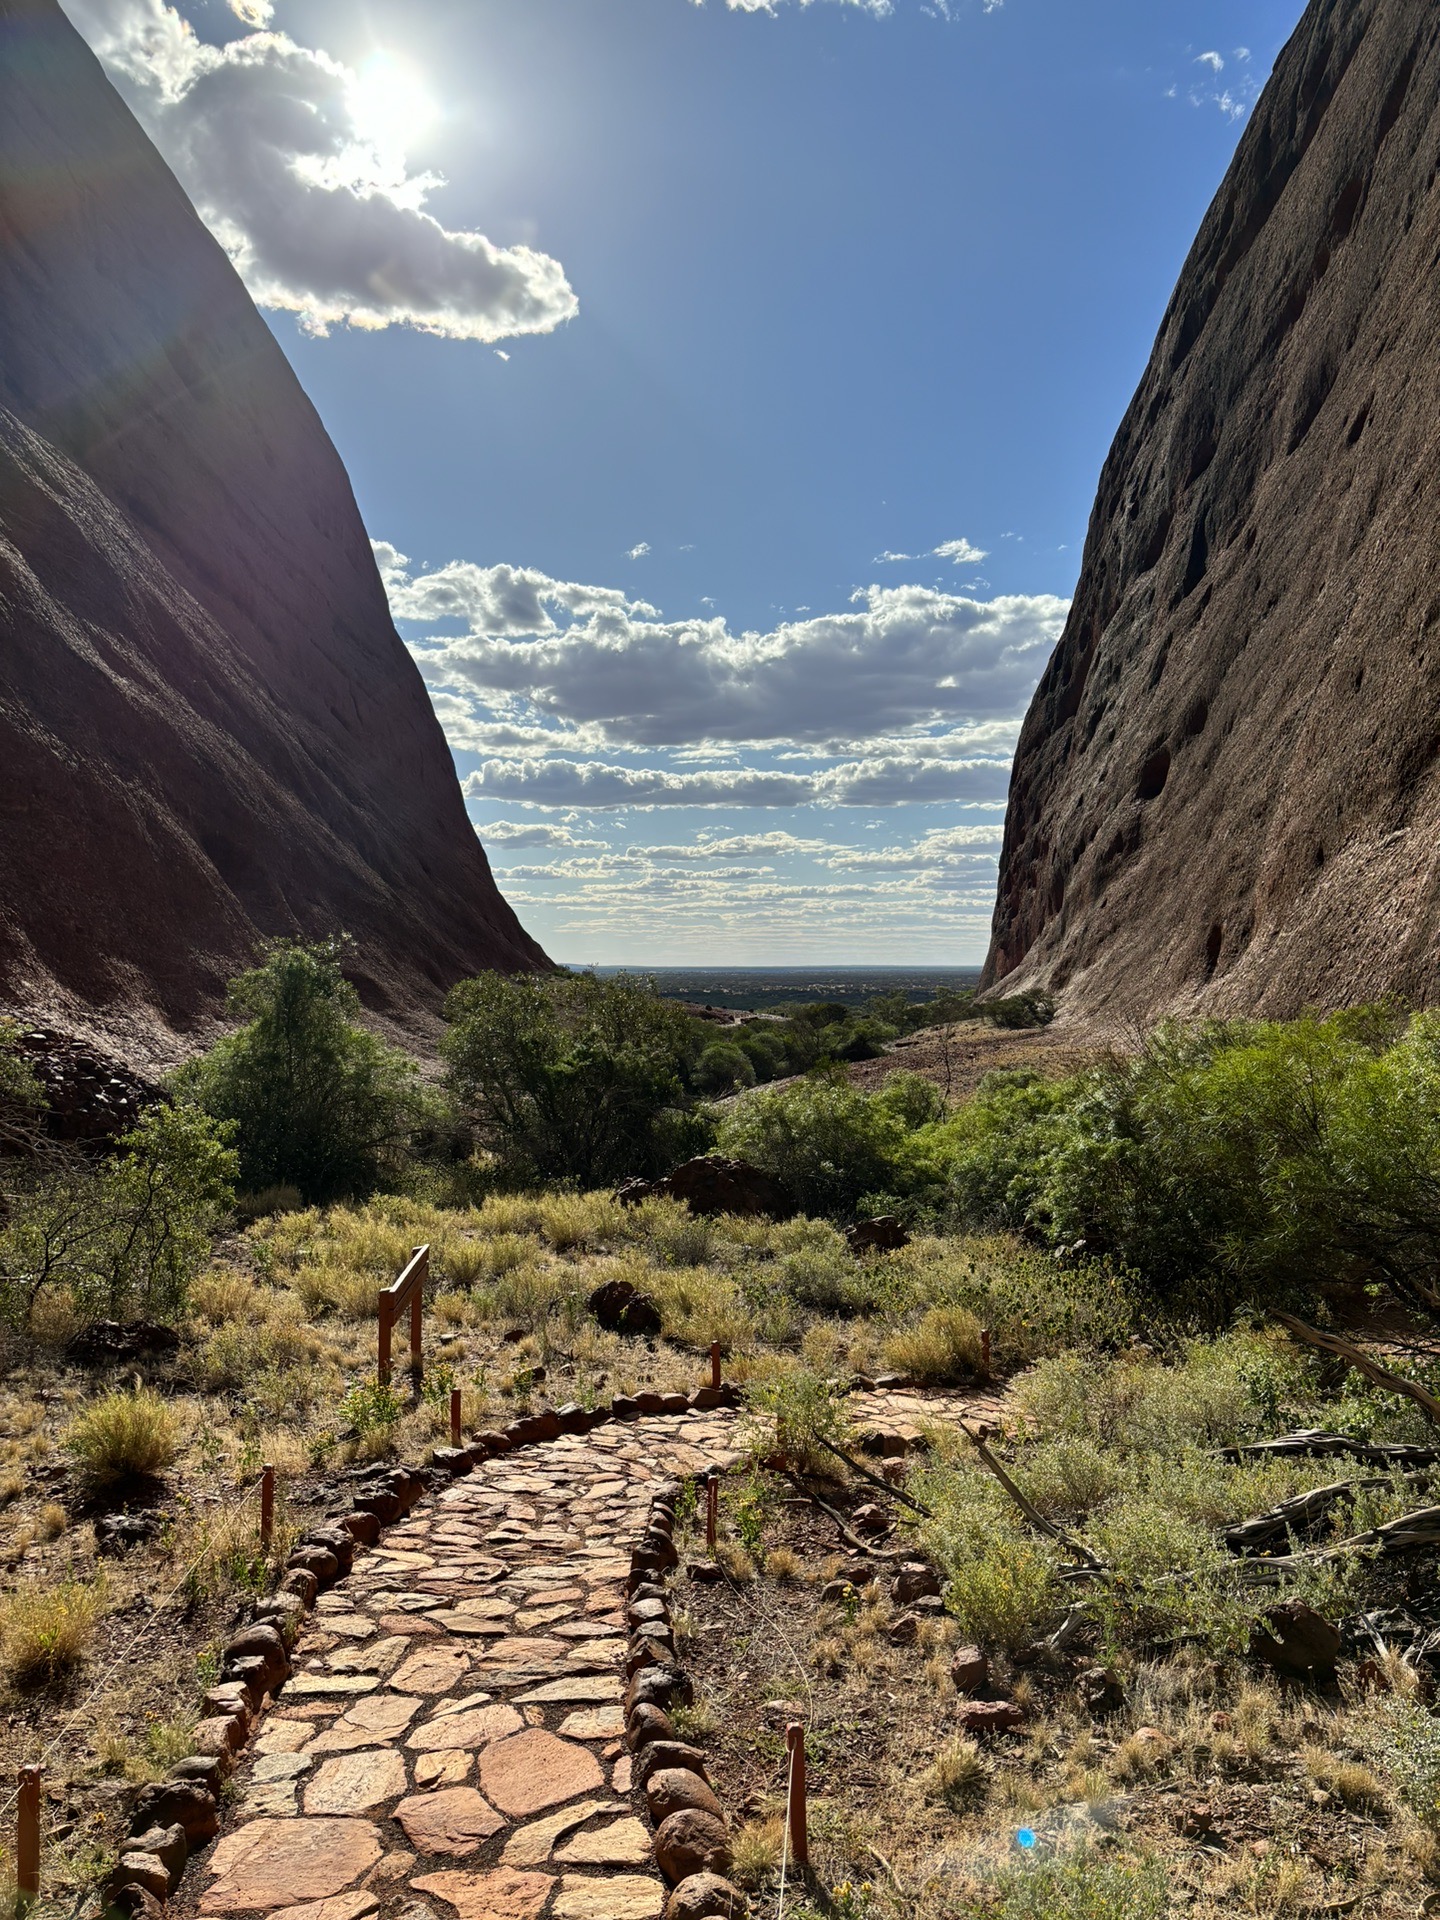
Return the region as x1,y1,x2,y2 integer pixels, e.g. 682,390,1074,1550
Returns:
199,1409,742,1920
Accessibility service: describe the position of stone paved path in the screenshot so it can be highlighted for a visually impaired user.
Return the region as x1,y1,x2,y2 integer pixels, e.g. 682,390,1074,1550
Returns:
195,1412,743,1920
847,1385,1008,1454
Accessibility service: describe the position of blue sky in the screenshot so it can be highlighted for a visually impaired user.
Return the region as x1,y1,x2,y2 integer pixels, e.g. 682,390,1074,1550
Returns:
69,0,1306,965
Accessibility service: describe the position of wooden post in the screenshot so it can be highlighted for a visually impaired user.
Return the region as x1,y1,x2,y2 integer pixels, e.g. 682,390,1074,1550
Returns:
17,1763,41,1905
409,1246,425,1382
450,1388,462,1447
785,1723,808,1867
710,1342,721,1391
378,1291,394,1386
260,1465,275,1548
706,1473,719,1551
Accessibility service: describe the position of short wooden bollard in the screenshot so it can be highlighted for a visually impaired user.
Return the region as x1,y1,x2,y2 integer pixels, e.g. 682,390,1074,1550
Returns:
785,1723,808,1867
259,1464,275,1548
450,1387,463,1447
706,1473,719,1550
709,1341,722,1390
17,1762,42,1905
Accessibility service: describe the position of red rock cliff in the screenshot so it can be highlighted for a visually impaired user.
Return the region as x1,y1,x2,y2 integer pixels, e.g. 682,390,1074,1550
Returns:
0,0,546,1057
984,0,1440,1019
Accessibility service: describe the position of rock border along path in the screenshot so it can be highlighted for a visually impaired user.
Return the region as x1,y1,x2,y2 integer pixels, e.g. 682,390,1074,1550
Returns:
180,1407,746,1920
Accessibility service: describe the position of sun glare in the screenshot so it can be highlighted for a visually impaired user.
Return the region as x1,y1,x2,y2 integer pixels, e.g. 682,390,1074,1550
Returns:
347,52,437,161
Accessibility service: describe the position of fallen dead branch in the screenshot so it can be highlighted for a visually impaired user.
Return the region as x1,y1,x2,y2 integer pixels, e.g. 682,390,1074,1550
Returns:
812,1432,933,1517
1245,1502,1440,1575
1224,1478,1392,1554
1222,1429,1440,1468
960,1420,1108,1572
1274,1313,1440,1427
783,1470,904,1560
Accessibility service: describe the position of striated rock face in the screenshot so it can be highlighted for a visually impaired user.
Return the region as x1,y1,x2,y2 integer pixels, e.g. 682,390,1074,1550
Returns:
0,0,545,1058
985,0,1440,1020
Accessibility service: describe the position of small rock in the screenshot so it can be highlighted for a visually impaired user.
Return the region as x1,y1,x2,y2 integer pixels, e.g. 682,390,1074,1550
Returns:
887,1612,920,1647
851,1504,889,1536
105,1854,172,1903
1078,1666,1126,1717
891,1562,941,1605
956,1700,1025,1734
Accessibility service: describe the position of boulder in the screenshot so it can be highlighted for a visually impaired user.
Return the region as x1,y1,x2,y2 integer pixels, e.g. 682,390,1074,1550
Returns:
845,1216,910,1254
129,1824,187,1881
666,1873,749,1920
129,1781,219,1845
66,1321,179,1367
663,1157,792,1220
654,1810,733,1883
588,1279,664,1338
645,1769,725,1825
1252,1600,1342,1678
105,1854,172,1904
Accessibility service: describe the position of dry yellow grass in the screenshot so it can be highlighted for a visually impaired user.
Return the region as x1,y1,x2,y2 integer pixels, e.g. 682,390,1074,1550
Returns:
64,1389,177,1490
0,1580,105,1690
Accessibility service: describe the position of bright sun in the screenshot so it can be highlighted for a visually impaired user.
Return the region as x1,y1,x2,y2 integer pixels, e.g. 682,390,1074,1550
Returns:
347,52,437,160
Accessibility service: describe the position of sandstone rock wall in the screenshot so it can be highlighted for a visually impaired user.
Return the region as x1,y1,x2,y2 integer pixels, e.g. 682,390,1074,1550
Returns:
984,0,1440,1020
0,0,545,1061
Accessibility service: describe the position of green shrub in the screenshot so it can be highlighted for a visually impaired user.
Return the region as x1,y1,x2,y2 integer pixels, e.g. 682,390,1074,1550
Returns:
66,1389,179,1489
946,1006,1440,1323
882,1303,983,1381
695,1042,756,1093
0,1019,46,1151
442,970,699,1186
717,1075,907,1220
0,1102,236,1327
176,939,425,1204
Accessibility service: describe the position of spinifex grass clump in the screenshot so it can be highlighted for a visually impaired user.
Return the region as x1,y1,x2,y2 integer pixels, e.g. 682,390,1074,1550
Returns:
64,1388,178,1492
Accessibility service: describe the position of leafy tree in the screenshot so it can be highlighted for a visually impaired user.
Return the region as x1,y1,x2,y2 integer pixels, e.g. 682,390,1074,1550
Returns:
441,970,697,1186
176,939,423,1202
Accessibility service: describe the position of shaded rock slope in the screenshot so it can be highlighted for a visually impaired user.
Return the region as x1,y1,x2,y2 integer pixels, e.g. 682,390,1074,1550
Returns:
0,0,545,1063
984,0,1440,1020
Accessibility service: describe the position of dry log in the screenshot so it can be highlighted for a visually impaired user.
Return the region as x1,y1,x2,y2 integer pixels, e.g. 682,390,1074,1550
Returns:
1222,1429,1440,1468
813,1432,933,1517
1223,1479,1389,1554
960,1421,1107,1572
1245,1502,1440,1575
1273,1314,1440,1427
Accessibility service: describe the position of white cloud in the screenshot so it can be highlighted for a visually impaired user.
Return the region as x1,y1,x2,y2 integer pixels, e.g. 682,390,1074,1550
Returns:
875,550,914,563
932,536,988,564
381,546,1065,750
693,0,895,14
63,0,577,343
1195,50,1224,73
474,820,607,850
627,542,652,559
1234,46,1251,61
